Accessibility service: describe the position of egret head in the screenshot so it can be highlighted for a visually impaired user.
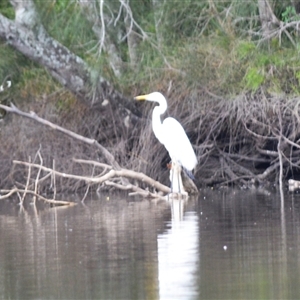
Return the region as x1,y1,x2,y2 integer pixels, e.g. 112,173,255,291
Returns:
134,92,165,103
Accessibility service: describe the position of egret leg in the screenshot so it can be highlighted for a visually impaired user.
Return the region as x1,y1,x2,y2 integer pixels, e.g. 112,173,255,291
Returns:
169,161,188,195
177,167,181,193
169,162,176,193
175,162,187,195
169,161,183,194
170,167,174,192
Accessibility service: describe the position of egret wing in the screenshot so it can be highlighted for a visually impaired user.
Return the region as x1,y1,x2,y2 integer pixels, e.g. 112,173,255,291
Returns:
161,117,197,171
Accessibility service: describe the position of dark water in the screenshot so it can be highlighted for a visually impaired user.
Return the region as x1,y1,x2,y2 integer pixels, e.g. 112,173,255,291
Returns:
1,189,300,299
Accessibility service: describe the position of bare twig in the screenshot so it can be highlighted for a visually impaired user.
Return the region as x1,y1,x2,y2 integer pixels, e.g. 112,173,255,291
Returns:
0,188,75,206
21,156,31,204
73,158,112,169
0,103,122,170
52,159,57,200
104,180,165,199
13,159,171,194
33,148,43,203
278,139,284,197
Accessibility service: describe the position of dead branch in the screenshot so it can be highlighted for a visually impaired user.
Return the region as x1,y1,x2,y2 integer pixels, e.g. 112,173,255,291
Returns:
0,101,177,200
0,188,75,206
4,80,300,192
278,139,284,196
51,159,57,199
13,160,170,192
220,156,238,181
21,156,31,204
256,161,280,180
33,148,43,203
73,158,112,176
257,0,298,46
2,150,149,205
0,103,122,171
104,180,165,199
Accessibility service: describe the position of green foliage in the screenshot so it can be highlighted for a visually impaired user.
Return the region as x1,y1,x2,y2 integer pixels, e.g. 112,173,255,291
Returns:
19,67,58,95
163,0,209,37
52,0,71,13
35,0,96,57
0,44,28,83
119,42,167,94
236,41,256,59
126,0,300,96
2,0,300,103
230,0,260,32
244,67,265,91
282,6,299,23
0,0,14,19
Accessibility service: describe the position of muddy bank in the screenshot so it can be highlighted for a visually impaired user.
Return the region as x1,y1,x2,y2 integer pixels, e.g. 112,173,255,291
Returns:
0,91,299,192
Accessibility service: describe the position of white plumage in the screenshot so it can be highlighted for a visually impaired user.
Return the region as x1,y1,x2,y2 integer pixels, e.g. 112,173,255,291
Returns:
160,117,197,171
135,92,197,193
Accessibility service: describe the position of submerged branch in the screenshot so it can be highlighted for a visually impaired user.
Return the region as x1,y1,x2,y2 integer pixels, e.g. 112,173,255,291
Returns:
13,159,170,194
0,188,75,206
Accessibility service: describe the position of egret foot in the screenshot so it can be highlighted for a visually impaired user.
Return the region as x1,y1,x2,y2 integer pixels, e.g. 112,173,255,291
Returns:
167,191,188,200
169,161,187,194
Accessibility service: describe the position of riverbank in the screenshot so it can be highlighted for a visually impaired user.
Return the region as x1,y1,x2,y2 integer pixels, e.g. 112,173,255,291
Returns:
1,87,299,192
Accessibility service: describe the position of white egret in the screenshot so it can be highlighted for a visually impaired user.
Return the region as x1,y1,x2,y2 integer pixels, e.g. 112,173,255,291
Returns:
134,92,197,194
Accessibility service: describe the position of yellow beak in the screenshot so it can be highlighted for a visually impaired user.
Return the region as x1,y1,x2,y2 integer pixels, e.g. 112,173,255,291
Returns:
134,94,148,101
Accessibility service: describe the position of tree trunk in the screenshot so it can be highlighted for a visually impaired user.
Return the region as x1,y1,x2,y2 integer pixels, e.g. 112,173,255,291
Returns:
0,0,140,117
257,0,277,39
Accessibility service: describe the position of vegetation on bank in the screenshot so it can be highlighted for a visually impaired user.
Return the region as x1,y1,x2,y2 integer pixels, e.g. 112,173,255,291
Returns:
2,0,300,97
1,0,300,192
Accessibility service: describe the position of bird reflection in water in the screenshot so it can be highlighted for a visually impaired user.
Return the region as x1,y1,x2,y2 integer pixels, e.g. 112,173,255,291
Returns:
157,197,199,299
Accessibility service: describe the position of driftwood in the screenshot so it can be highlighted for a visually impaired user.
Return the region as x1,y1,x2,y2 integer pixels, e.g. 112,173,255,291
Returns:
0,98,199,204
188,90,300,196
12,158,171,194
0,154,171,205
4,79,300,201
0,79,199,205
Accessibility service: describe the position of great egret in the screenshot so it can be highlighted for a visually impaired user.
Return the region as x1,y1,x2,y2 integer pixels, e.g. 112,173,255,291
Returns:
134,92,197,194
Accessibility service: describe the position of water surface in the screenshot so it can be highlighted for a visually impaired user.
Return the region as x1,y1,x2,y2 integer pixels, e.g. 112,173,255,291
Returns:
1,189,300,299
